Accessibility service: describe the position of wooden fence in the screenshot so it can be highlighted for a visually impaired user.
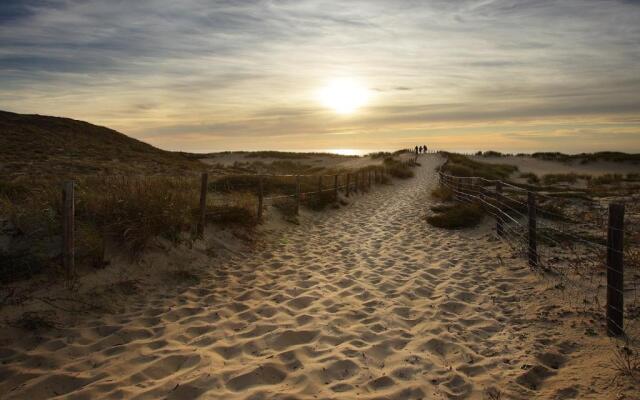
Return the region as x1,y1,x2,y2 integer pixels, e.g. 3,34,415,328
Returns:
437,171,637,339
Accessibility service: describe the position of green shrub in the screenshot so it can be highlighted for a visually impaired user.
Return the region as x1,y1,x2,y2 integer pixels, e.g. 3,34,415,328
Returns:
427,203,484,229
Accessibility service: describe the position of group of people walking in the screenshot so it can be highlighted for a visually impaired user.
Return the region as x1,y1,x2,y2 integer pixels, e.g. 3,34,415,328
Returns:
414,145,428,154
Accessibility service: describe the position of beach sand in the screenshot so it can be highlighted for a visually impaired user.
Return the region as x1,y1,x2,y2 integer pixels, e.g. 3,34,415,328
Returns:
0,155,635,399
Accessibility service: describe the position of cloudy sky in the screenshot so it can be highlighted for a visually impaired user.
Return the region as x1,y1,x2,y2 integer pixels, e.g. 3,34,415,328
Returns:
1,0,639,153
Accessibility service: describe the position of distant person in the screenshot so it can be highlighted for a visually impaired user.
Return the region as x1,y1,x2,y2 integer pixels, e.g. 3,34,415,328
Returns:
423,145,428,154
415,146,419,154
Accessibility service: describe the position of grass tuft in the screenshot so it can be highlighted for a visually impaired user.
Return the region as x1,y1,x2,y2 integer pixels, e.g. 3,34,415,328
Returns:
427,203,484,229
431,186,453,202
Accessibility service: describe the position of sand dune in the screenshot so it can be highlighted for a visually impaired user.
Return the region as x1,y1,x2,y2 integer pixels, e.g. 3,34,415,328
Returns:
0,155,634,399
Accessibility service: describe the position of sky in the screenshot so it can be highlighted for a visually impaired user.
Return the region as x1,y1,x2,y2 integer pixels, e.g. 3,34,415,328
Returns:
1,0,639,154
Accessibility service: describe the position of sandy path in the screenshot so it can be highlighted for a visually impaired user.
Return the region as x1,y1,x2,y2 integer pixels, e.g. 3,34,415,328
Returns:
0,155,612,399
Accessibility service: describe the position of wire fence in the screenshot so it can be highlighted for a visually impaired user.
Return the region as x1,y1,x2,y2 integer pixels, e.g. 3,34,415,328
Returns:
437,170,640,347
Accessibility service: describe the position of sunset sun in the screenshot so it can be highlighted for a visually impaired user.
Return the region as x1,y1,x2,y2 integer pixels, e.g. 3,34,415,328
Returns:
317,78,370,114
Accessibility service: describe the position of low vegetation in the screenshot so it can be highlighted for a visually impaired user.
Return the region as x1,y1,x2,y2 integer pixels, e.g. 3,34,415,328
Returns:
532,151,640,164
430,186,453,202
427,203,484,229
542,173,587,186
519,172,540,184
0,111,203,177
383,157,415,179
0,175,257,283
441,153,518,180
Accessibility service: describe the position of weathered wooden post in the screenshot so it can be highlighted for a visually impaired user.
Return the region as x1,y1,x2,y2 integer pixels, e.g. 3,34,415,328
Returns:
496,181,504,237
607,203,625,336
334,175,338,201
527,191,538,267
295,175,301,215
62,181,75,282
354,172,359,194
257,176,264,221
346,174,350,197
198,172,208,238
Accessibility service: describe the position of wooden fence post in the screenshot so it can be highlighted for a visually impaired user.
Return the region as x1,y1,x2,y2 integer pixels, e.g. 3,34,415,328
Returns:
62,181,75,282
527,191,538,267
346,174,350,197
317,175,322,195
198,172,208,238
334,175,338,201
354,173,359,194
607,203,625,336
257,176,264,221
368,170,372,189
295,175,301,215
496,181,504,237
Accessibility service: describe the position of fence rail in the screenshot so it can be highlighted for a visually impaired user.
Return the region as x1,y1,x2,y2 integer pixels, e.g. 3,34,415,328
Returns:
437,171,639,340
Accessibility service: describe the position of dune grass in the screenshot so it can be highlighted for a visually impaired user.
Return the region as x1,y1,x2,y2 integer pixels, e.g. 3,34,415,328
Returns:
427,203,484,229
441,153,518,180
532,151,640,164
0,111,203,178
383,157,415,179
431,186,453,202
0,175,260,283
519,172,540,184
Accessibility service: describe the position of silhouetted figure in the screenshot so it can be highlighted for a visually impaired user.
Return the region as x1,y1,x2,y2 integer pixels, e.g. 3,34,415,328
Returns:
423,145,428,154
415,146,419,154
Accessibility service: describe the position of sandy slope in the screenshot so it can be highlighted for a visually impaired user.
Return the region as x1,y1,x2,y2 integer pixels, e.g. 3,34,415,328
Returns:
0,155,635,399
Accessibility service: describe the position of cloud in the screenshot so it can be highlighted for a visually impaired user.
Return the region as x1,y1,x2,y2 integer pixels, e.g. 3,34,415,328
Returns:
0,0,639,152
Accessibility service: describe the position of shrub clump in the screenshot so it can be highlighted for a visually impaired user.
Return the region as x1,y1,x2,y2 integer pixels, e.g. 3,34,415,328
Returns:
431,186,453,201
427,203,484,229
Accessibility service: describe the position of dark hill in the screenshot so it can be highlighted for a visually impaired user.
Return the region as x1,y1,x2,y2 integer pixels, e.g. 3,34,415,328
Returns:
0,110,204,176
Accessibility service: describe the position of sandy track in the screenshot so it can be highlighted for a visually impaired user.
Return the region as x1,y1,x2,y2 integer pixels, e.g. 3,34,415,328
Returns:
0,155,620,399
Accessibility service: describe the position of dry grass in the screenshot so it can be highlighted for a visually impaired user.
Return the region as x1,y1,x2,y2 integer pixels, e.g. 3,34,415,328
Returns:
0,110,204,178
441,153,518,180
431,186,453,202
383,157,415,179
0,175,260,283
426,203,484,229
612,340,640,384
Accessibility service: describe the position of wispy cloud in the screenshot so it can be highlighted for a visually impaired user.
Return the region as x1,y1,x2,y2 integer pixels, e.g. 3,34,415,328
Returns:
0,0,639,152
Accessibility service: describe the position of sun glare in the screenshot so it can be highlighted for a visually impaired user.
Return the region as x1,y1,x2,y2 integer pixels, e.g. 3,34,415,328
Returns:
317,78,370,114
